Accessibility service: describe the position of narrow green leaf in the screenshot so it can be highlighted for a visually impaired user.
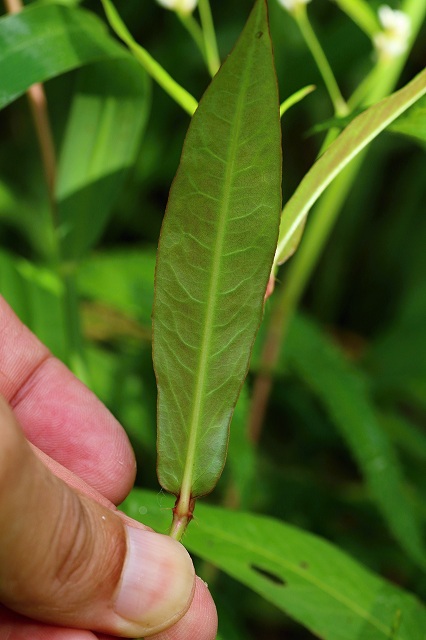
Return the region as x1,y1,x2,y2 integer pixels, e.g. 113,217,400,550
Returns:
122,489,426,640
285,314,426,570
274,68,426,268
56,59,150,259
153,0,281,500
0,4,131,110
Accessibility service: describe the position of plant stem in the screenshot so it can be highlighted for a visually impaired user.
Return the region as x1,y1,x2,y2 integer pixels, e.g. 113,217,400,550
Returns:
120,40,198,116
177,10,211,74
295,5,348,116
249,287,291,443
169,493,196,542
280,84,316,118
3,0,19,12
101,0,198,116
4,0,57,215
198,0,220,76
26,83,57,219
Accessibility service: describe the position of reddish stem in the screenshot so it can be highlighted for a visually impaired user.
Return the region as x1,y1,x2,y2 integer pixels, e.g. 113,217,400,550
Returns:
169,495,196,542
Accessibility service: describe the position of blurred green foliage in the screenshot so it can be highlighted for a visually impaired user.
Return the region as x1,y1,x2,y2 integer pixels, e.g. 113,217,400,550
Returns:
0,0,425,638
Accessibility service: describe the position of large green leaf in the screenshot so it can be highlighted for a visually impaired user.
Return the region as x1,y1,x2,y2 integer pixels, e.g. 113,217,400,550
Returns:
284,314,426,570
0,4,150,258
122,489,426,640
56,58,149,258
274,68,426,268
0,4,150,259
153,0,282,500
0,3,129,110
56,59,150,259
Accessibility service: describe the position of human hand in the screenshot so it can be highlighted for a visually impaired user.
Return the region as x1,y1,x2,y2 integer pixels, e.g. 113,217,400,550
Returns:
0,296,217,640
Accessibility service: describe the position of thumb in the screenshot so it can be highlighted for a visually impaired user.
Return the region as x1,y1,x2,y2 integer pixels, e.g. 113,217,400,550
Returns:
0,397,195,637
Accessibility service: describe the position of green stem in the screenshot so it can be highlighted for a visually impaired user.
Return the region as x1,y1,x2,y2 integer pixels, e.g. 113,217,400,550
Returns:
295,5,348,116
280,84,316,118
198,0,220,76
178,10,211,73
101,0,198,116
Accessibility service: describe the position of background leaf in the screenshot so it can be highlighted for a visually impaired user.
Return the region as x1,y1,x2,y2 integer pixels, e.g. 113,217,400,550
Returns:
153,0,282,498
56,59,150,259
284,314,426,569
0,3,129,109
274,68,426,268
225,383,256,509
77,247,156,330
122,489,426,640
0,249,67,360
388,94,426,146
0,3,150,260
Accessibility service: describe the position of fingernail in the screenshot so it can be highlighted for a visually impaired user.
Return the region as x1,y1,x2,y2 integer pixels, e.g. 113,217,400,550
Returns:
114,526,195,634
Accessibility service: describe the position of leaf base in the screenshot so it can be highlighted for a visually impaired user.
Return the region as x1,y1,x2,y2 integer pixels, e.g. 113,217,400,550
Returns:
169,495,196,541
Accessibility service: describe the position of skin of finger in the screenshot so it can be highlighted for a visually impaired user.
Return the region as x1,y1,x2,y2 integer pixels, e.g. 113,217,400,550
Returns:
94,582,218,640
0,400,125,628
0,296,135,505
0,399,200,637
0,443,207,640
149,578,218,640
0,606,101,640
0,582,218,640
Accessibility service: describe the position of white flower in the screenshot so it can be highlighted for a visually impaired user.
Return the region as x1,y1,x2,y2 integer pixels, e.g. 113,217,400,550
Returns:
373,5,411,59
156,0,198,13
276,0,311,14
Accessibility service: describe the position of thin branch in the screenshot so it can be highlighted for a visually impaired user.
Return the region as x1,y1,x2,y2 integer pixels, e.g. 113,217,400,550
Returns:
4,0,57,218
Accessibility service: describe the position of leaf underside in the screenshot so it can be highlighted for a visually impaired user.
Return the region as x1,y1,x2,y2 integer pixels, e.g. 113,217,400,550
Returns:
153,0,282,498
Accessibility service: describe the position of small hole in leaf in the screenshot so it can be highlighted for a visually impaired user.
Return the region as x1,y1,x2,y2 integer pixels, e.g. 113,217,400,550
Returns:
250,564,286,585
256,30,263,39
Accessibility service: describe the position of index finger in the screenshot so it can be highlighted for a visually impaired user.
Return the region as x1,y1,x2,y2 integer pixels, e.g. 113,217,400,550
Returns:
0,296,136,504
